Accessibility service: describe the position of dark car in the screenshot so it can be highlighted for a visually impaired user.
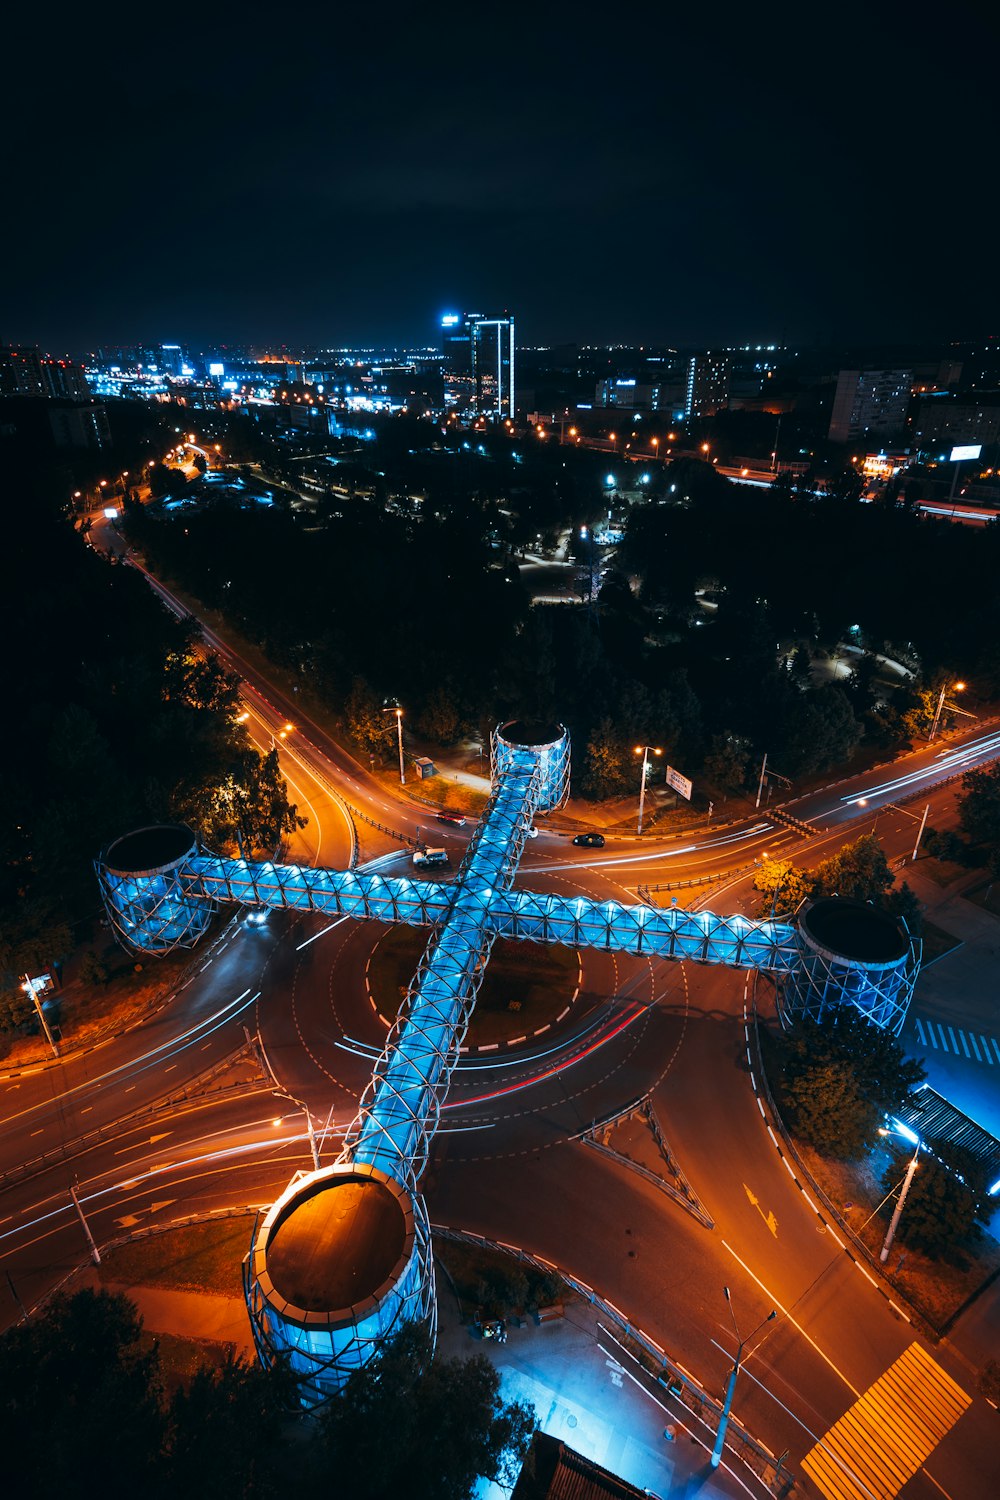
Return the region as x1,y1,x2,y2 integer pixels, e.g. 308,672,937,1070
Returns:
572,832,605,848
436,811,467,827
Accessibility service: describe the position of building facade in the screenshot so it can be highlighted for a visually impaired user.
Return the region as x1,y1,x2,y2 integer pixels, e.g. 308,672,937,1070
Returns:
441,312,515,419
684,351,730,419
828,368,911,443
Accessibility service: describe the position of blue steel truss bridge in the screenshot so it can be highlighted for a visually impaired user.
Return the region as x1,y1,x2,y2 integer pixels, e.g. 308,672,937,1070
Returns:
97,720,919,1407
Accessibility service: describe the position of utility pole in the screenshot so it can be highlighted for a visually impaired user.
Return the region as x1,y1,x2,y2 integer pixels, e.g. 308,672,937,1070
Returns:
23,974,59,1059
928,680,965,743
69,1181,101,1265
755,753,768,811
880,1145,920,1262
383,705,406,785
911,803,931,863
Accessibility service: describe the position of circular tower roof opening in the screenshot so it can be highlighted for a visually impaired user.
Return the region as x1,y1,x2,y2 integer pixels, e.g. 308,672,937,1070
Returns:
103,824,196,876
265,1172,409,1315
801,898,908,965
498,719,563,748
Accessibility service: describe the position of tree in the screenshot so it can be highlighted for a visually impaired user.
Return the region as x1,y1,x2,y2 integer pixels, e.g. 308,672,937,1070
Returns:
80,948,110,985
476,1264,529,1319
418,684,461,744
702,731,751,795
580,719,634,799
315,1324,536,1500
781,685,862,775
752,856,813,918
345,677,397,757
165,1351,295,1496
782,1010,925,1159
0,1289,165,1500
194,747,307,857
958,761,1000,854
881,1139,993,1258
783,1060,877,1158
811,832,893,903
789,645,812,688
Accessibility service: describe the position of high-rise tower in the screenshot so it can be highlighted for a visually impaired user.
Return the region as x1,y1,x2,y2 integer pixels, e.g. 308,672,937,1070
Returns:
441,311,515,419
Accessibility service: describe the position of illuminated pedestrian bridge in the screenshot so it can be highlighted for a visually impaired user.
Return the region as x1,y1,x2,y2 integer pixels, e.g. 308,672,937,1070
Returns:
97,720,919,1406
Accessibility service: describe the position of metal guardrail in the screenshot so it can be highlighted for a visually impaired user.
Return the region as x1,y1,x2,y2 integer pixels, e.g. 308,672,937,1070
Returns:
430,1224,796,1494
637,859,760,900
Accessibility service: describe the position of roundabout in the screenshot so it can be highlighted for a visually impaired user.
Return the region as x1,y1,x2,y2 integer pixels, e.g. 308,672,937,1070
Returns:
366,928,582,1048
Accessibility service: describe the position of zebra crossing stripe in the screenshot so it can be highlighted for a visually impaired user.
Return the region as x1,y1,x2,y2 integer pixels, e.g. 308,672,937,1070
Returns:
802,1342,970,1500
913,1020,1000,1063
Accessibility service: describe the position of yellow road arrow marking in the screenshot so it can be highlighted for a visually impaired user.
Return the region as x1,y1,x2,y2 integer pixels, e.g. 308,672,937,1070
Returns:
744,1183,778,1237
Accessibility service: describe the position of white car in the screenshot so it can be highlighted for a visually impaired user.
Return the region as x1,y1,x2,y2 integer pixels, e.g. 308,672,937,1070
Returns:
412,847,450,868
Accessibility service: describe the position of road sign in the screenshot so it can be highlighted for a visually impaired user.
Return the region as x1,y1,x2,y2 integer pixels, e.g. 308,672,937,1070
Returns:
665,765,693,801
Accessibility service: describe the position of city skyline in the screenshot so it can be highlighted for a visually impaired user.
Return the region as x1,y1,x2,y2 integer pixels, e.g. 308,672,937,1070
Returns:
4,5,996,351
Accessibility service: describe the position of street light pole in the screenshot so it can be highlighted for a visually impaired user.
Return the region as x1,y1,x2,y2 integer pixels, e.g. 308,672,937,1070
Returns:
755,752,768,810
711,1288,776,1469
634,745,662,834
911,803,931,863
880,1143,920,1262
23,974,59,1059
383,706,406,785
928,680,965,743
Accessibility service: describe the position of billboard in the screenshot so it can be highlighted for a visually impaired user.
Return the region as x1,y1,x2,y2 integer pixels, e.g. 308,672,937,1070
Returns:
949,444,982,462
665,765,693,801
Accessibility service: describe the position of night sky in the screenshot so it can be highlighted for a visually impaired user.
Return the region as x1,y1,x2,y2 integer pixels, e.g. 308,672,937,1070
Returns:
5,3,996,351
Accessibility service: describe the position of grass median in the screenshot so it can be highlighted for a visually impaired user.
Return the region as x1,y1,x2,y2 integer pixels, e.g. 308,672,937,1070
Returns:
367,928,579,1046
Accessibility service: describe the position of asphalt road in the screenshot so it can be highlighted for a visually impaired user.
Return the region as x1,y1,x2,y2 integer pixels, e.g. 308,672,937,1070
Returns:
7,525,1000,1497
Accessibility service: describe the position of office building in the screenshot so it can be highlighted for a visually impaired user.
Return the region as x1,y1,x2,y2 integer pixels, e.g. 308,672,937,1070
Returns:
441,311,515,419
828,368,911,443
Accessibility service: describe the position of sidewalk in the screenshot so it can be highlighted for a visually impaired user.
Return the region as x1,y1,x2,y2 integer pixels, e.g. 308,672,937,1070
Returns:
71,1264,762,1495
435,1290,765,1498
76,1268,255,1355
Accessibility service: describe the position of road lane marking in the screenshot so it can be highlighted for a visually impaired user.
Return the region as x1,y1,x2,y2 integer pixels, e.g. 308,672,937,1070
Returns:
915,1019,926,1044
802,1342,969,1500
721,1240,860,1397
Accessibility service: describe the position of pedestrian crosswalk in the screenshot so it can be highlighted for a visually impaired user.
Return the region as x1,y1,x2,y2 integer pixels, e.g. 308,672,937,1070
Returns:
802,1342,970,1500
913,1016,1000,1064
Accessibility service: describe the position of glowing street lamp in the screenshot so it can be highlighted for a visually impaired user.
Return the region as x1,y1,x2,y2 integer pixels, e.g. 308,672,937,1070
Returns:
877,1128,921,1263
855,796,932,862
634,745,662,834
383,704,406,785
928,679,966,743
